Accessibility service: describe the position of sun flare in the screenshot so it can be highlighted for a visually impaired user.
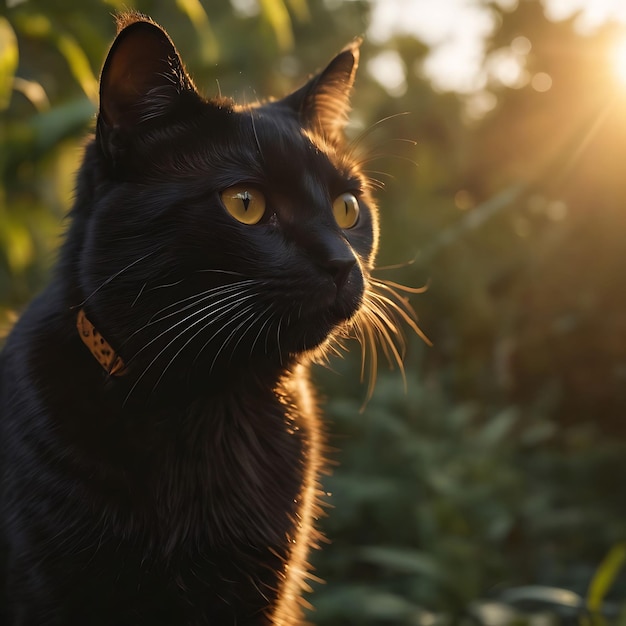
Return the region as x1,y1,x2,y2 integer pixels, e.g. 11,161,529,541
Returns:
612,39,626,88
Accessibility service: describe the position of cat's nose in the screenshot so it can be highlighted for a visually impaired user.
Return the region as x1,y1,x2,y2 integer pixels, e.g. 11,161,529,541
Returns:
325,255,356,291
300,227,357,292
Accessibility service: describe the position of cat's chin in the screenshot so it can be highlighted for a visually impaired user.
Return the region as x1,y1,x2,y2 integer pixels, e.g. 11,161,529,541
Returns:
286,298,362,357
305,269,365,317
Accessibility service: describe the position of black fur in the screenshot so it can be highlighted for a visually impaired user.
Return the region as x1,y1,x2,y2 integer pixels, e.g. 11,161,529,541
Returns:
0,14,375,626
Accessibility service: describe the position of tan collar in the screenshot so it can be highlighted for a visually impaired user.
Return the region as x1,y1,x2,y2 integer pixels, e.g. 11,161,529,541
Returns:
76,308,126,376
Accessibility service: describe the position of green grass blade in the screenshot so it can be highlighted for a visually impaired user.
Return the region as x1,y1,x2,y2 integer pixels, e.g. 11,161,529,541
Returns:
0,17,18,111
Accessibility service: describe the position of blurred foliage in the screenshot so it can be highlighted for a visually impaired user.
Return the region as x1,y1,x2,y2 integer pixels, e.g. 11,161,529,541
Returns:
2,0,626,624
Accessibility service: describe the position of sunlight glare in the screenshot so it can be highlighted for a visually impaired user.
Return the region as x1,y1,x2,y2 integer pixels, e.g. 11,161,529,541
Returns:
612,39,626,87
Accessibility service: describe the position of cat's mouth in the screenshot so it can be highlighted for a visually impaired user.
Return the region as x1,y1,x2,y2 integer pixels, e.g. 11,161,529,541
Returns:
284,271,365,352
300,262,363,311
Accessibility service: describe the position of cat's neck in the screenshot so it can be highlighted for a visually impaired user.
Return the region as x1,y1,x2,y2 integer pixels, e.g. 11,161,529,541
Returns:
22,286,300,427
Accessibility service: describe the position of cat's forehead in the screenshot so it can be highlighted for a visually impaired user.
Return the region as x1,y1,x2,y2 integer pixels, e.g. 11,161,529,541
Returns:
189,103,349,185
240,105,331,158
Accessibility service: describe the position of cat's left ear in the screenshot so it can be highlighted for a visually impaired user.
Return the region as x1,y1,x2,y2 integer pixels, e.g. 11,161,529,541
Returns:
98,14,200,136
282,39,361,142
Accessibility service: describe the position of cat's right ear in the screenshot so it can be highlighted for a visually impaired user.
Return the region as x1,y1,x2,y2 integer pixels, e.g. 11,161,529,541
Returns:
280,39,361,143
97,14,200,158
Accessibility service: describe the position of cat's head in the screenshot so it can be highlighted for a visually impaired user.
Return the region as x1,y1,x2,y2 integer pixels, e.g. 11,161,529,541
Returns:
75,14,394,397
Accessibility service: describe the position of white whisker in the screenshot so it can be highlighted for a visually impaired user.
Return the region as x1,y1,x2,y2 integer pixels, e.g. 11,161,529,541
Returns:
131,283,147,308
147,280,257,325
154,300,259,393
230,302,274,362
371,276,428,295
249,306,276,358
124,284,257,356
196,269,246,277
276,315,284,366
206,302,261,376
77,250,158,307
345,112,411,160
147,279,185,291
123,284,262,404
348,270,430,407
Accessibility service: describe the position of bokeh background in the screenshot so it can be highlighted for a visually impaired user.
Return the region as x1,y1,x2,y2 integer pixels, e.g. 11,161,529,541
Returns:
2,0,626,623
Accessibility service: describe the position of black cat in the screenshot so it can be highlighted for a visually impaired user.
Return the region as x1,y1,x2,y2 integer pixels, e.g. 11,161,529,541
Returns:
0,12,419,626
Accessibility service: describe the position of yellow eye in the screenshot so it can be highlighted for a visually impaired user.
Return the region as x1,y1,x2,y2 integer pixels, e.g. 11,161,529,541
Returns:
221,186,266,225
332,193,360,229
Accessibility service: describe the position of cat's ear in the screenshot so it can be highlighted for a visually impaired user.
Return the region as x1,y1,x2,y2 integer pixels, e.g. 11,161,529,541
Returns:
282,39,361,142
98,13,200,131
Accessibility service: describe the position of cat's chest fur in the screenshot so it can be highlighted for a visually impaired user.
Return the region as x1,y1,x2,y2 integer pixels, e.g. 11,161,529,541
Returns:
133,388,307,552
13,315,307,551
3,318,312,623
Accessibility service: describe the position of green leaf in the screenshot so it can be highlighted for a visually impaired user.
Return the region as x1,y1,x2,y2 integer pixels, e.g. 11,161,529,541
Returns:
0,17,18,111
498,585,583,609
587,542,626,614
11,77,49,112
53,30,98,102
102,0,128,8
359,546,453,590
176,0,219,64
313,585,428,624
1,98,95,169
259,0,294,51
0,218,34,273
29,97,96,154
477,407,519,447
285,0,309,22
12,13,97,102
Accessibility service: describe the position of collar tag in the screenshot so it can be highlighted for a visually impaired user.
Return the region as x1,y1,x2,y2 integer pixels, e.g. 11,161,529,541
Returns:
76,309,126,376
